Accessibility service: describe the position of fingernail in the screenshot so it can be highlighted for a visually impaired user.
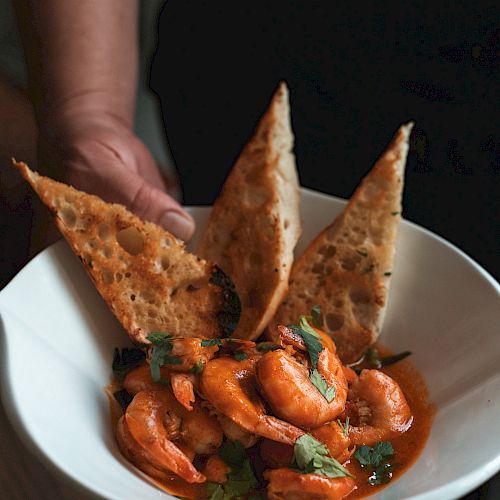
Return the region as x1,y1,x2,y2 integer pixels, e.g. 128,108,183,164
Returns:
160,211,195,241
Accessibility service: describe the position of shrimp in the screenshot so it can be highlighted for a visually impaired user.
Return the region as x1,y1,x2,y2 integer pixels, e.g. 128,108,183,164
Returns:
345,369,412,446
200,355,304,445
168,338,219,371
171,373,196,411
264,468,356,500
255,347,348,429
311,421,354,464
201,455,231,484
123,364,197,411
117,390,204,483
117,389,223,483
216,413,259,449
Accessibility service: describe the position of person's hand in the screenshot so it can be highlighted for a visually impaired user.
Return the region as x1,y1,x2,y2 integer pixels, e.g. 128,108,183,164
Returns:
35,110,195,243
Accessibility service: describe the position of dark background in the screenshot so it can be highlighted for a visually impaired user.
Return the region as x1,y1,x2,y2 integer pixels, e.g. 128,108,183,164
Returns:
152,0,499,280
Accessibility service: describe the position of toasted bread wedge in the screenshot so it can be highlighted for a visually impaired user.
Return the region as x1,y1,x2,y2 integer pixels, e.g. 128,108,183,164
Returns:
15,161,240,344
197,82,301,340
270,123,413,363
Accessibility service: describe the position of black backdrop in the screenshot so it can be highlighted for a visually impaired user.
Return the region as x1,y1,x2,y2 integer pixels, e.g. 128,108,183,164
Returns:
152,0,499,280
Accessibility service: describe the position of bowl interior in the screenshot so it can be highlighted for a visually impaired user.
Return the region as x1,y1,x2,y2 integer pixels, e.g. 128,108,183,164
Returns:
1,188,499,500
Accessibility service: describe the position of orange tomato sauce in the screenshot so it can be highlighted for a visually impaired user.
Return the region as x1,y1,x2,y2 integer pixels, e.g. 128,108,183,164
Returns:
106,342,434,499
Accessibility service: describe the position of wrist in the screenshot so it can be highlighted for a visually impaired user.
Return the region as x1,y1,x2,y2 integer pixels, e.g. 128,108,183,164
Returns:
37,89,134,141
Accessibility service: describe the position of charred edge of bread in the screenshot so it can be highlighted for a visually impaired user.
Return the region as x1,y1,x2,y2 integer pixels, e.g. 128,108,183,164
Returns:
209,265,242,337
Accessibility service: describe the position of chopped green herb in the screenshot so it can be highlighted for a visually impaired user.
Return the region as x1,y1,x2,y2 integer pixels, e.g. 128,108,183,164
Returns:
189,361,205,374
289,317,336,403
256,342,281,352
233,351,248,361
310,305,322,327
391,211,401,216
112,347,146,382
201,339,224,347
147,333,177,382
368,462,396,485
294,434,353,479
384,271,392,276
309,369,336,402
207,440,258,499
354,441,394,468
337,416,349,437
366,348,412,369
356,249,368,257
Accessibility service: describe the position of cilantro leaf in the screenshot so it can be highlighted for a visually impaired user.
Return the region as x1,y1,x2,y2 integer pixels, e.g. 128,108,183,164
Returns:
294,434,352,479
233,351,248,361
337,417,349,437
256,342,281,352
366,348,412,369
368,462,395,485
189,361,204,374
112,347,146,382
309,369,336,402
219,440,246,467
146,333,180,382
310,305,322,327
206,482,225,500
289,317,337,403
354,441,394,468
210,440,258,499
201,339,224,347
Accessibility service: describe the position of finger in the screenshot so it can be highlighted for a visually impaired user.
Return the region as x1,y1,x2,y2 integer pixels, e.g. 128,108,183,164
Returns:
125,174,195,242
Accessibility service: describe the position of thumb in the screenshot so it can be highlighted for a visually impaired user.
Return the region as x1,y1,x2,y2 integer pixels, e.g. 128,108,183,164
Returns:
107,170,195,242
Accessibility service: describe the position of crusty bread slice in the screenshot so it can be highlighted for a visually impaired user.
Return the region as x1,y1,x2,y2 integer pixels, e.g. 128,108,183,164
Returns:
197,82,301,340
270,123,413,363
15,161,240,344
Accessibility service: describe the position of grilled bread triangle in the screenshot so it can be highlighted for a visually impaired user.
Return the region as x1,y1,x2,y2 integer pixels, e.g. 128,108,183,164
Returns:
15,161,240,344
197,82,301,340
270,123,413,363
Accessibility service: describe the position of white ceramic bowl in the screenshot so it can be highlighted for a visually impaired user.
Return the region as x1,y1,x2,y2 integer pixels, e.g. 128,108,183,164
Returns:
1,188,499,500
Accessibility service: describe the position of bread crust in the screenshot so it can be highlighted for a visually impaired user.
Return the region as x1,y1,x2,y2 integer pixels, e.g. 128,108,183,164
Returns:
15,161,240,344
197,82,301,340
270,123,413,363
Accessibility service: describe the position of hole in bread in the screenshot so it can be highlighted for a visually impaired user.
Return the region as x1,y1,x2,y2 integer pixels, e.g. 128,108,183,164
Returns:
102,246,112,258
97,223,113,241
130,294,136,301
102,269,114,284
284,219,290,230
116,226,144,255
115,272,123,282
161,238,172,248
125,272,131,278
59,207,76,228
325,313,344,331
340,256,358,271
350,287,371,304
319,245,337,259
243,187,269,208
311,262,325,274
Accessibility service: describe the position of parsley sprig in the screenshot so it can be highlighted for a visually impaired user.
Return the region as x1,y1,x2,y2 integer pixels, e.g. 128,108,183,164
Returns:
293,434,352,478
366,348,412,369
354,441,395,485
207,440,258,499
146,332,182,382
288,312,336,402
